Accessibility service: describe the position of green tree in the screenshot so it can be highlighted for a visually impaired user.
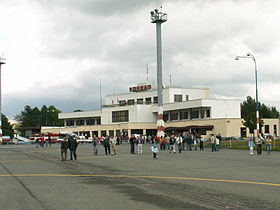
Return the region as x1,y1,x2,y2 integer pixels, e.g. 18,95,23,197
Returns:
2,114,14,138
16,105,64,128
241,96,279,133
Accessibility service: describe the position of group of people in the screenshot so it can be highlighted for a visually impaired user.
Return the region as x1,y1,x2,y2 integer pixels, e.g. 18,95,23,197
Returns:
156,132,205,154
60,135,79,161
59,132,275,160
35,137,52,148
248,133,273,155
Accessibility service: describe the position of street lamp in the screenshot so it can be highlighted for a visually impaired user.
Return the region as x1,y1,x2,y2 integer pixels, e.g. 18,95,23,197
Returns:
0,55,6,143
235,52,260,136
150,8,167,138
46,109,55,126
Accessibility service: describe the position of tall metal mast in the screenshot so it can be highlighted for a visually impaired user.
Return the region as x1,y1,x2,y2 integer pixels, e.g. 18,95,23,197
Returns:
150,8,167,137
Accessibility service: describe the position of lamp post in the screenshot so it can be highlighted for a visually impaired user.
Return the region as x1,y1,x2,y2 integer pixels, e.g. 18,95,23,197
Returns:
0,55,6,143
235,52,260,136
150,8,167,138
46,109,55,126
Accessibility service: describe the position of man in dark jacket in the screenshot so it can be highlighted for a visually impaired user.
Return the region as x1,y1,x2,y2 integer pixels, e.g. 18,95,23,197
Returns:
61,137,69,161
130,135,136,154
68,135,78,160
103,136,110,155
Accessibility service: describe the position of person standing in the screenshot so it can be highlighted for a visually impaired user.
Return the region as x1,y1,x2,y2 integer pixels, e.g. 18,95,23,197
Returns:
199,137,204,151
92,135,98,156
151,143,159,159
256,134,264,155
68,135,78,160
266,135,272,155
193,136,198,151
211,134,216,152
187,133,192,151
48,135,52,147
169,135,176,153
137,136,144,154
248,137,255,155
103,136,111,155
109,136,117,155
215,137,220,152
176,134,183,153
61,137,69,161
165,135,170,151
35,138,40,148
216,133,222,149
130,135,136,154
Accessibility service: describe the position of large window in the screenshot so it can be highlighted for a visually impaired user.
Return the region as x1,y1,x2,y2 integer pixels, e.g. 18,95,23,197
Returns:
76,119,85,126
66,120,74,126
86,119,95,125
101,130,106,137
191,110,199,119
186,95,189,101
109,130,114,137
119,100,126,106
137,98,144,104
96,117,101,125
265,125,270,134
163,113,169,122
153,96,158,104
145,97,152,104
182,111,189,120
206,109,211,118
174,94,182,102
201,110,205,119
170,112,179,121
127,99,135,105
112,110,129,122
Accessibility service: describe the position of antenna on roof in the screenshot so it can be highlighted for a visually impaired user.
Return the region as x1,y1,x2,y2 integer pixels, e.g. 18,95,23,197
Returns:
146,64,149,83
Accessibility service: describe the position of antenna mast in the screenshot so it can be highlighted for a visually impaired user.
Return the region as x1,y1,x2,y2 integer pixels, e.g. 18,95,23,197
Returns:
146,64,149,83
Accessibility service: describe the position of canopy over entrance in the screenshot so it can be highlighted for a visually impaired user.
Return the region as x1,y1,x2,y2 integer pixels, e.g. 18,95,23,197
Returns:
165,125,214,135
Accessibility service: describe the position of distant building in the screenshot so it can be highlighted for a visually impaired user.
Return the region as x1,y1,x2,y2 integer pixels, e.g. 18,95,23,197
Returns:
42,83,279,138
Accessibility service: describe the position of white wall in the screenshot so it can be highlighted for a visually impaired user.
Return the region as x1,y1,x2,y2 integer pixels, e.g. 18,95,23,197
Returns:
101,105,155,124
167,88,209,103
203,99,241,118
59,110,101,119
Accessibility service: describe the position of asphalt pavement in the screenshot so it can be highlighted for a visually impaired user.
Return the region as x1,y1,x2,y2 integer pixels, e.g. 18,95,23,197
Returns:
0,143,280,210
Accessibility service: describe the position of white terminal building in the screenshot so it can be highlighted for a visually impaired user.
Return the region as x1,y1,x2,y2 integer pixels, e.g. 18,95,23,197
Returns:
42,83,279,138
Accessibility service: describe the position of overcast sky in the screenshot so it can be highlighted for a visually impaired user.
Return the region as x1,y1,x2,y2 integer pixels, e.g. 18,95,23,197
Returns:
1,0,280,119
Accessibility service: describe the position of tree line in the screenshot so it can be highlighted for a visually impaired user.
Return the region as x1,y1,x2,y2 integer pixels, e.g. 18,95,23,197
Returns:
241,96,279,133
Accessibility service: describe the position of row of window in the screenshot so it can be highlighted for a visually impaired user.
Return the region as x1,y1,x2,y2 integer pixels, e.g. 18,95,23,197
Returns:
164,109,211,122
117,94,189,106
66,118,101,126
119,97,158,106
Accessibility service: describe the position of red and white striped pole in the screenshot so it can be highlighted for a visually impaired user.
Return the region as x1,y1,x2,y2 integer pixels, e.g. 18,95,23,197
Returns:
150,8,167,138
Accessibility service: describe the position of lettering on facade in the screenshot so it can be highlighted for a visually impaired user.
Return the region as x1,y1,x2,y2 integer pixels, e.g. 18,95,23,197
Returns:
129,85,152,92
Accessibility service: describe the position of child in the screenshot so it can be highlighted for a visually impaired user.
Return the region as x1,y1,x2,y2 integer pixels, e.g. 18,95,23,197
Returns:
151,143,159,159
248,137,255,155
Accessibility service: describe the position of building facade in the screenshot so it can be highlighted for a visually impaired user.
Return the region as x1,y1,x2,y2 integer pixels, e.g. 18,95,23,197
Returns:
42,84,280,138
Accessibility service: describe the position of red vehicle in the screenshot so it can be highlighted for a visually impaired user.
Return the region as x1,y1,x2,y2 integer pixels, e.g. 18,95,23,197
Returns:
1,136,13,144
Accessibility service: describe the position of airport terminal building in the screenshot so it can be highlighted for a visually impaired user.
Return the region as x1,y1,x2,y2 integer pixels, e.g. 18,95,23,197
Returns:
42,83,279,138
